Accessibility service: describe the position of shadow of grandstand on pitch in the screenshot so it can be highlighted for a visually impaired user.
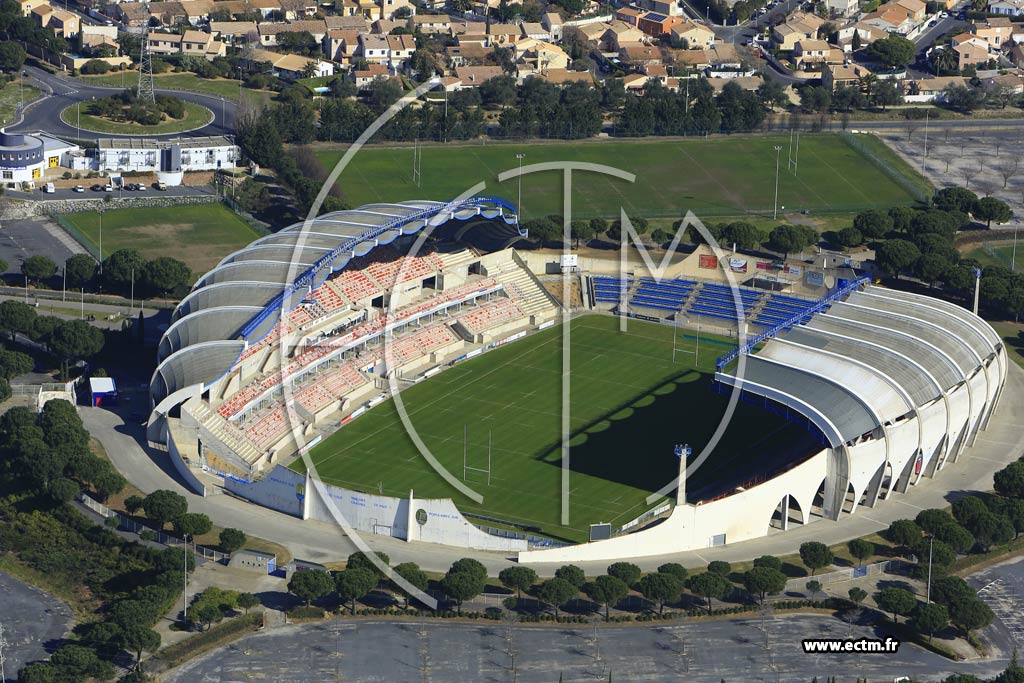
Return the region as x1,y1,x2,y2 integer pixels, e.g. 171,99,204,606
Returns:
535,370,822,503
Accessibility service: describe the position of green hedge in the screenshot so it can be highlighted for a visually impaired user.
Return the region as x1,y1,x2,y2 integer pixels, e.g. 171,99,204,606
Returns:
149,611,263,673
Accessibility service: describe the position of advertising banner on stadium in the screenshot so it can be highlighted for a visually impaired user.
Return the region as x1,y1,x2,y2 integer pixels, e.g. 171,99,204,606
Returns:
756,261,771,270
785,265,802,276
806,270,824,286
729,258,748,273
699,254,718,269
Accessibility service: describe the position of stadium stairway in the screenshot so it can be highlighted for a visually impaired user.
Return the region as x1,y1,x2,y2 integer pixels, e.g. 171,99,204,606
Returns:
188,401,264,465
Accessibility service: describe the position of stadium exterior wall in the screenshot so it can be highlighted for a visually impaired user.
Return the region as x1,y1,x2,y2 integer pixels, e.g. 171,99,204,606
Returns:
519,323,1006,565
166,419,207,496
225,465,528,552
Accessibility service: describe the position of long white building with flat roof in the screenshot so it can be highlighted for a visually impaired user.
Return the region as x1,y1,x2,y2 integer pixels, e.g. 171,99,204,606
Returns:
95,136,241,174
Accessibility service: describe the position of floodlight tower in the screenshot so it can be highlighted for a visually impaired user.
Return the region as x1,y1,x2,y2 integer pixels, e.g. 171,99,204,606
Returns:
138,34,156,106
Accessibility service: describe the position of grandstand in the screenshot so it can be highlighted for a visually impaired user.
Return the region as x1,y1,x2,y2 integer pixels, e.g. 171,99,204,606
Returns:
590,275,820,328
149,198,559,480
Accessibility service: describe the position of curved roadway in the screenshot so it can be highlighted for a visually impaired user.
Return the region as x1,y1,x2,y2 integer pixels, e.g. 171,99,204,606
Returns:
7,65,237,141
83,353,1024,577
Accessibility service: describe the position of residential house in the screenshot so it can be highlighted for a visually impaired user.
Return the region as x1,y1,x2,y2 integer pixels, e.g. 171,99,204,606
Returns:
385,34,415,71
114,2,150,27
17,0,37,16
488,23,522,45
147,31,185,56
325,15,371,31
209,21,259,45
356,0,382,21
353,63,390,87
514,37,570,76
538,68,595,85
707,74,764,92
983,72,1024,94
258,20,328,46
409,14,450,34
182,29,227,58
323,29,361,62
621,73,650,92
619,42,662,67
81,32,120,55
973,17,1014,49
250,48,334,79
371,19,403,33
706,42,742,68
280,0,320,19
577,22,610,42
358,33,390,64
180,0,214,26
793,39,830,67
988,0,1024,15
335,0,360,16
905,75,969,101
638,0,682,16
953,40,990,69
826,0,858,18
671,48,711,70
521,22,551,40
835,22,885,52
449,20,487,36
1008,43,1024,66
542,12,563,41
379,0,413,20
147,1,188,26
670,19,715,48
614,7,643,25
772,12,825,50
822,62,872,91
446,43,489,67
453,65,506,86
861,6,917,34
638,12,683,38
891,0,926,19
601,21,646,51
32,6,79,38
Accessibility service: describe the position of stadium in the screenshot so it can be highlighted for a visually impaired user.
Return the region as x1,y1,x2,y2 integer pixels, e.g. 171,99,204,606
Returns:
149,196,1008,561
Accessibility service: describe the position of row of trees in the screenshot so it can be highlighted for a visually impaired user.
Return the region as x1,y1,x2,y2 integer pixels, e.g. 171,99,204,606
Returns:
0,300,105,378
23,250,191,299
0,400,195,683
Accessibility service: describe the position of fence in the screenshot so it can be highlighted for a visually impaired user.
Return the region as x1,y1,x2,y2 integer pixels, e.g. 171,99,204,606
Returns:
52,213,100,261
786,559,912,591
838,132,932,205
78,492,230,562
472,524,569,549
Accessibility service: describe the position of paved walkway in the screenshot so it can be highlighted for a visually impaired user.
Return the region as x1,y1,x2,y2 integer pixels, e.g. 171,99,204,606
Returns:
84,359,1024,577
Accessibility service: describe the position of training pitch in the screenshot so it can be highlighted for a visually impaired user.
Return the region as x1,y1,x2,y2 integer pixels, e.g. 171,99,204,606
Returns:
61,204,263,274
293,315,809,542
321,134,926,221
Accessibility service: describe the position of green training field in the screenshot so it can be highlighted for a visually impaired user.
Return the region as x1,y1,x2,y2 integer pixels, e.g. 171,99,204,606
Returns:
60,204,262,274
293,315,810,542
965,241,1022,271
318,134,927,221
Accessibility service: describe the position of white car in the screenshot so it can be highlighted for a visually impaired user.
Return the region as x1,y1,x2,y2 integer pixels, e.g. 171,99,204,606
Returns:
939,11,948,17
73,185,85,192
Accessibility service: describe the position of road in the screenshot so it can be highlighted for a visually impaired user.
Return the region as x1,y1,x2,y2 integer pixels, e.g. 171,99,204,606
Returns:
0,571,73,678
6,65,237,141
81,355,1024,577
6,184,218,202
164,613,1011,682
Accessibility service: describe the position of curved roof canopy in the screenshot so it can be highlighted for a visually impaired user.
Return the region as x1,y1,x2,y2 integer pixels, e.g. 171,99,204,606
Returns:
716,284,1002,448
151,196,521,408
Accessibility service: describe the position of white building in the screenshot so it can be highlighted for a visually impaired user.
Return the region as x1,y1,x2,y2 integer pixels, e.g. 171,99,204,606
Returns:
0,130,79,187
95,136,241,174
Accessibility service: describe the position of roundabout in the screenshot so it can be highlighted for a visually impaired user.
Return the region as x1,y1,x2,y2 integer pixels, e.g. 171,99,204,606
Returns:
59,97,214,136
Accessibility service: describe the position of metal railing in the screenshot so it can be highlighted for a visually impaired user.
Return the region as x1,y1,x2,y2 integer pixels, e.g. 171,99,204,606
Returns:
786,559,912,590
715,276,870,371
78,492,230,562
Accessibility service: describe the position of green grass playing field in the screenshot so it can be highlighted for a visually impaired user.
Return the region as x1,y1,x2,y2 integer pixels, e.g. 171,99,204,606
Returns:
319,134,927,222
60,204,263,274
292,315,811,542
966,242,1022,271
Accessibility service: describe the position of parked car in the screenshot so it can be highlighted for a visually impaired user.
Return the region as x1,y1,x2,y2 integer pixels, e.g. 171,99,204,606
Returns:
155,182,167,191
73,185,85,192
135,183,146,191
928,19,937,26
103,184,113,192
43,182,55,193
91,184,103,191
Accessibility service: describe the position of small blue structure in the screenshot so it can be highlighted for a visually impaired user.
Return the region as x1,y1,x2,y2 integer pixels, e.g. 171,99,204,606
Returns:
89,377,117,407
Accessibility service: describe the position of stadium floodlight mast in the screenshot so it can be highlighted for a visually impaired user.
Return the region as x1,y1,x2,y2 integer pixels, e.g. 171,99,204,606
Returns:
515,153,525,218
773,145,783,220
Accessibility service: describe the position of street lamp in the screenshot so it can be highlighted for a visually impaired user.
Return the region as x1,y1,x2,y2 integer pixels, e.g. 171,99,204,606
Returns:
515,153,525,219
98,209,103,274
773,145,782,220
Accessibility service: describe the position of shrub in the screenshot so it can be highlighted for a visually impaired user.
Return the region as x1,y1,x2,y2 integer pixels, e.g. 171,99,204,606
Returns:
81,59,111,75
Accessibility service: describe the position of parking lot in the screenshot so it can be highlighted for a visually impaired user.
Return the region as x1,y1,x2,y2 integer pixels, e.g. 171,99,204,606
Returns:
0,571,72,677
0,217,84,274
